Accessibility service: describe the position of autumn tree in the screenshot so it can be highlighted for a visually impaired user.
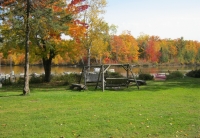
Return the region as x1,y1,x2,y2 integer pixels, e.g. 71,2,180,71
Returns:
137,34,149,60
120,31,139,62
159,39,178,63
110,35,122,63
193,41,200,64
174,37,186,63
110,31,139,63
168,40,178,63
30,0,89,82
78,0,107,67
196,48,200,64
0,0,89,83
145,36,161,63
184,40,198,64
159,40,169,63
0,0,33,94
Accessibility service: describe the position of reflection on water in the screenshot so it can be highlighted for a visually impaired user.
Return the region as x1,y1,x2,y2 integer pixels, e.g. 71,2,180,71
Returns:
0,65,82,75
0,65,199,75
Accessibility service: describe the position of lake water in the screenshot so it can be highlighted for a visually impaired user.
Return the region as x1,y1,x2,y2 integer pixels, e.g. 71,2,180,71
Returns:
0,65,199,76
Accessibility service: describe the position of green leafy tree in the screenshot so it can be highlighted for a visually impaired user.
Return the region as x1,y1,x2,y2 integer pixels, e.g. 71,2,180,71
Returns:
1,0,32,94
137,34,149,60
90,21,110,64
175,37,186,63
184,40,198,64
159,47,169,63
79,0,107,67
196,48,200,63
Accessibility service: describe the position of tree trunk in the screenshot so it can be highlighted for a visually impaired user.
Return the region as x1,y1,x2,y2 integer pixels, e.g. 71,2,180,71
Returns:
42,57,52,82
87,48,91,70
23,0,30,95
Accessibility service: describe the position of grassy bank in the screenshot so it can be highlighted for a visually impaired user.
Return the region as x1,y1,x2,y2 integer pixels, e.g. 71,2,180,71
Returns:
0,77,200,138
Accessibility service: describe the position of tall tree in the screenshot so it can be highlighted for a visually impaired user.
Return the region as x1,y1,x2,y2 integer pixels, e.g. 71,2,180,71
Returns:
196,48,200,64
110,35,122,63
168,40,178,63
145,36,161,63
90,21,110,64
175,37,186,63
1,0,31,94
0,0,88,82
137,34,149,60
184,40,195,63
120,31,139,62
79,0,107,68
194,41,200,64
159,39,170,63
110,31,139,63
23,0,30,95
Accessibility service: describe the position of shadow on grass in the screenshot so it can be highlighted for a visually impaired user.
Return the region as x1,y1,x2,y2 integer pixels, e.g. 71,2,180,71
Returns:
0,77,199,94
0,93,24,97
94,77,200,92
1,82,67,91
135,77,200,92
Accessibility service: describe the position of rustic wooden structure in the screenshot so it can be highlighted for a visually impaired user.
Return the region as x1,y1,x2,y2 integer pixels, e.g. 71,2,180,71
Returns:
78,64,139,91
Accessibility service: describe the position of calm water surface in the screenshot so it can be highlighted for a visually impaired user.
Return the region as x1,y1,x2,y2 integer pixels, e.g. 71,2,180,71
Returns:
0,65,199,75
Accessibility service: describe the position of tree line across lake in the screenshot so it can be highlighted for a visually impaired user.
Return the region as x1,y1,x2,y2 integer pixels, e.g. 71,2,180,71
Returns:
1,35,200,66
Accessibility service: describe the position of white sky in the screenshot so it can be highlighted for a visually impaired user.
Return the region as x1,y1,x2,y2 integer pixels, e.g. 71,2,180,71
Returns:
104,0,200,41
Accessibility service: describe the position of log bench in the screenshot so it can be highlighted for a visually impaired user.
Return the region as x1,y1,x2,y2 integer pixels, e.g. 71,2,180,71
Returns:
70,83,87,91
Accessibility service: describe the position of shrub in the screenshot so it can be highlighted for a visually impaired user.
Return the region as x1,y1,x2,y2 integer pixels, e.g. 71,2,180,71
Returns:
186,69,200,78
166,71,184,79
29,74,44,83
15,73,81,85
1,79,12,85
138,73,154,80
17,77,24,84
51,73,81,85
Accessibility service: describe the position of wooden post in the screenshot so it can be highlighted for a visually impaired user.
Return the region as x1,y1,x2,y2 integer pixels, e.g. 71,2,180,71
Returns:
127,64,129,78
84,66,86,86
129,65,139,90
79,66,84,84
95,65,102,90
102,64,104,92
87,48,91,71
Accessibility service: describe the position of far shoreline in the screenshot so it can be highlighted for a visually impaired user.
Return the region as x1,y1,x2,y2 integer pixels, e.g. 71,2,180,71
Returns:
1,62,200,67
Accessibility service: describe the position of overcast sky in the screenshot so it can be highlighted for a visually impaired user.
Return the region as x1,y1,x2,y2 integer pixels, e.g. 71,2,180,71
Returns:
104,0,200,41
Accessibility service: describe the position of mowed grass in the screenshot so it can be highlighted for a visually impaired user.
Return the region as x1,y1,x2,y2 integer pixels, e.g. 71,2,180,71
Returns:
0,77,200,138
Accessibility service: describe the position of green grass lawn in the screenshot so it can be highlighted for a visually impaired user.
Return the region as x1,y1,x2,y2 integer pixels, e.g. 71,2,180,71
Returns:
0,77,200,138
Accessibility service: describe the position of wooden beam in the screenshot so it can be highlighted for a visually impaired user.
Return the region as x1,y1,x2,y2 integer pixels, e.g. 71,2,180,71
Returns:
102,65,105,92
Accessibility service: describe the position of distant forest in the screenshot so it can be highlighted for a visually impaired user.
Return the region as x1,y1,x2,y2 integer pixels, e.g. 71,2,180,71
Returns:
1,34,200,66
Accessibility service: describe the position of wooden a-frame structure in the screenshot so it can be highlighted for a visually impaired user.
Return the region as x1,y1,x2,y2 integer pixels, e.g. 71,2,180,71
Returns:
79,64,139,91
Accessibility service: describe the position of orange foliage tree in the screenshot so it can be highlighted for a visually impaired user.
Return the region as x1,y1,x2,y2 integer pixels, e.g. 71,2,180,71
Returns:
110,31,139,63
145,36,161,63
0,0,89,82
